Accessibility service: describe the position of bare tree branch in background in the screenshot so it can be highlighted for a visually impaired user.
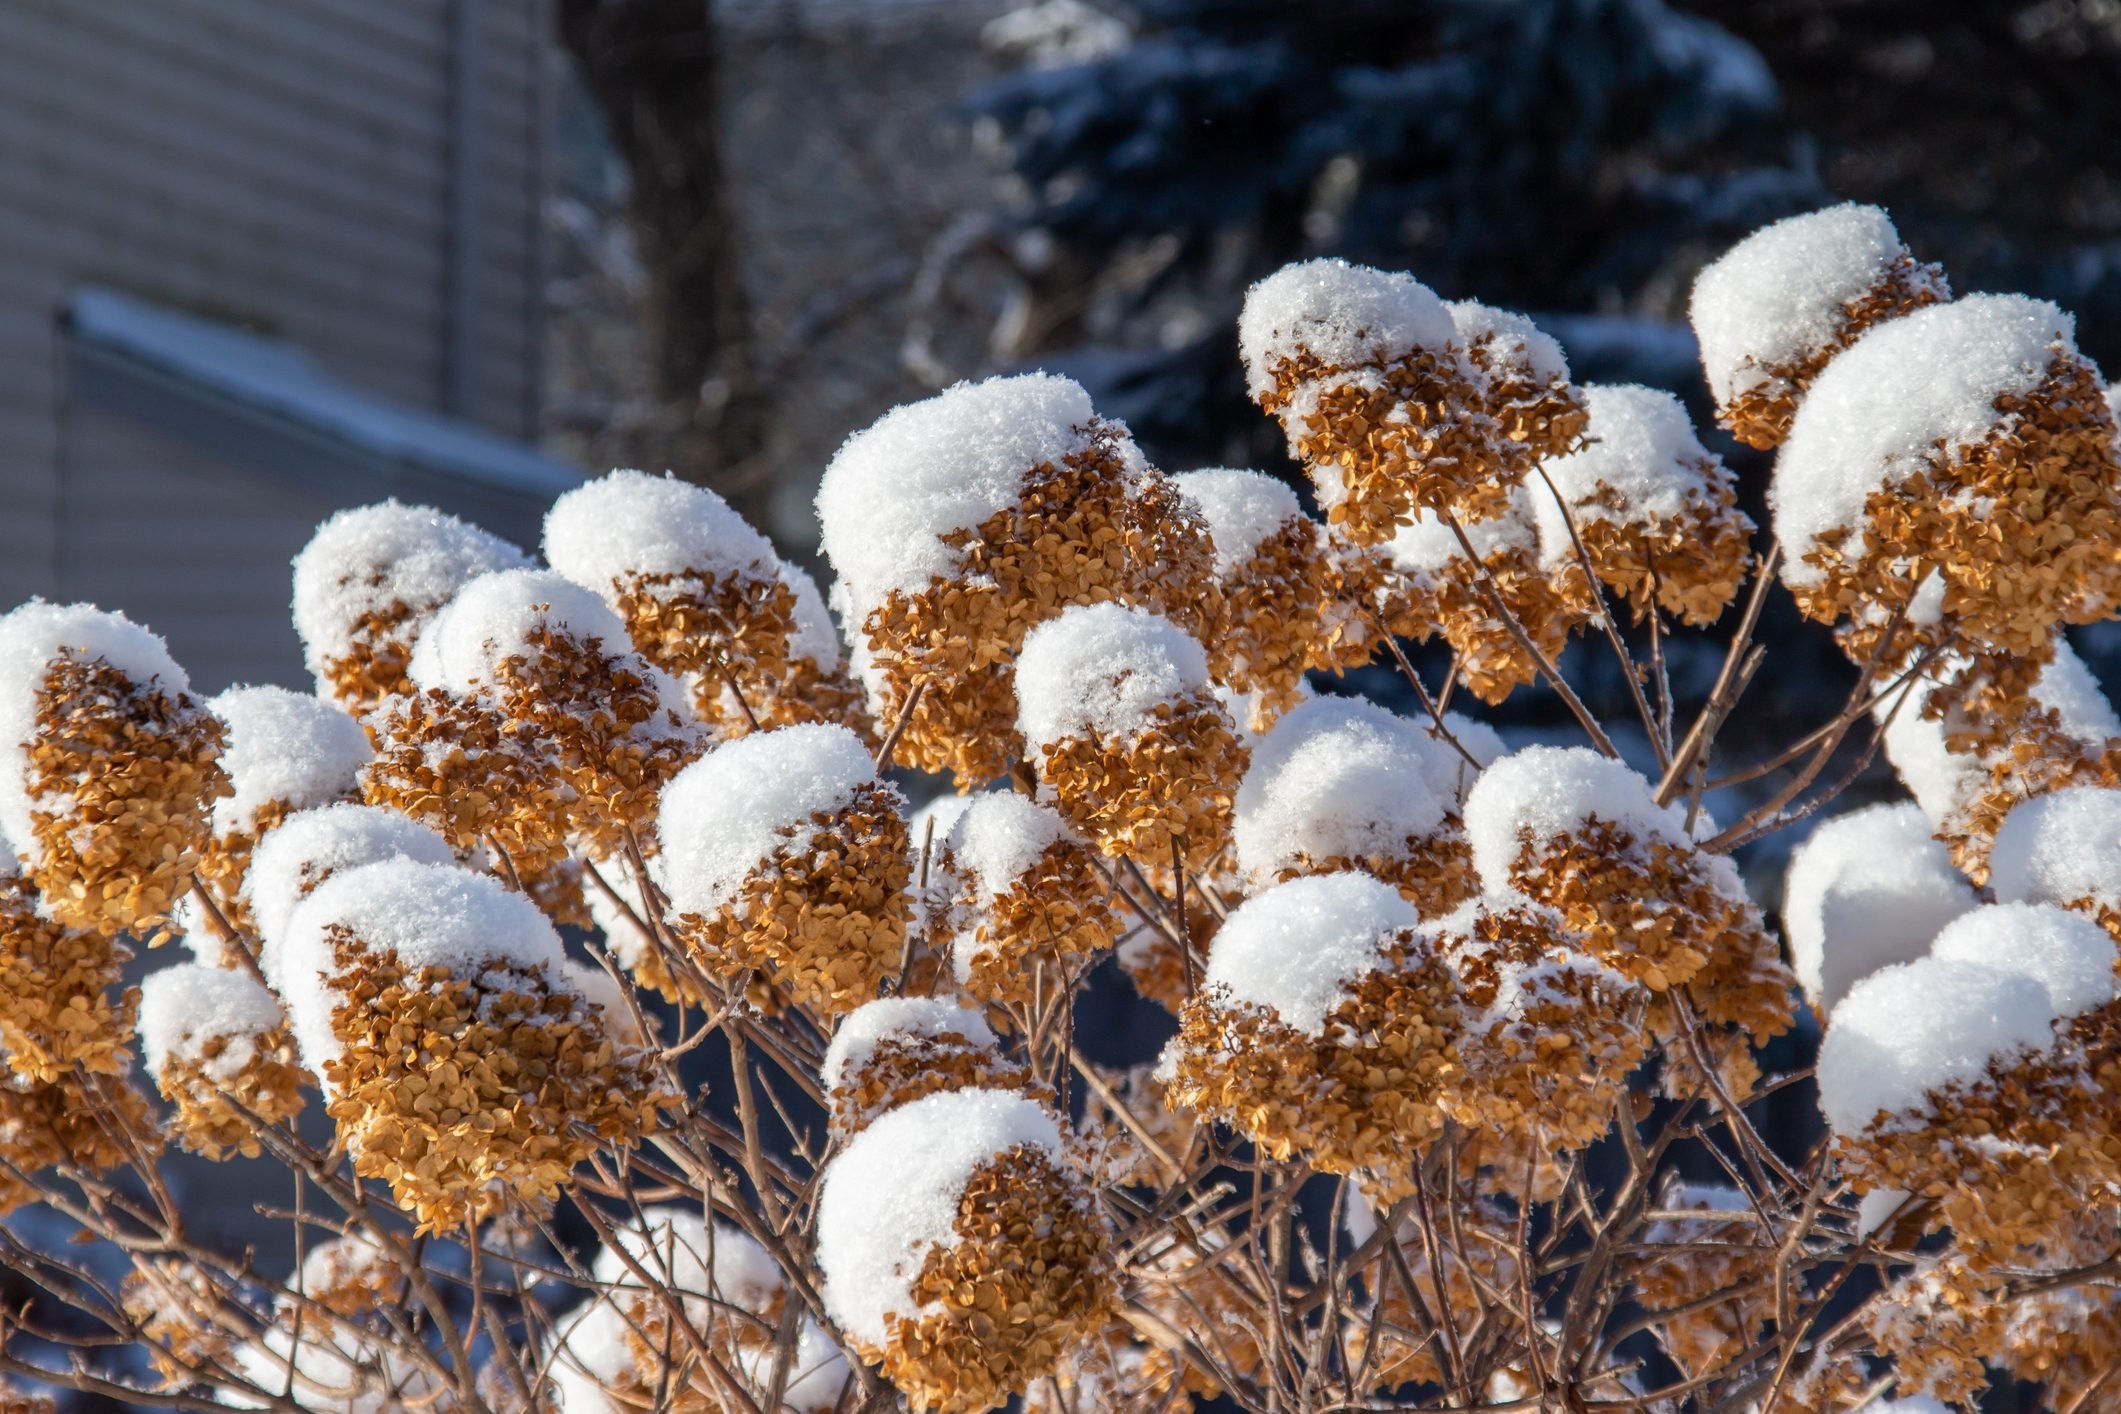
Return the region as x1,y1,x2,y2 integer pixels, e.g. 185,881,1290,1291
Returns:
558,0,773,503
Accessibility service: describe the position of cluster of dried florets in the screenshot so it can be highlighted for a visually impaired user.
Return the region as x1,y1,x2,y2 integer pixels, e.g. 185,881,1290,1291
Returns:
8,197,2121,1413
277,857,672,1229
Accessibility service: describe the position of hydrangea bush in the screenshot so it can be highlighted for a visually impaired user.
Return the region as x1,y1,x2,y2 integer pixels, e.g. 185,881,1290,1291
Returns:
0,203,2118,1411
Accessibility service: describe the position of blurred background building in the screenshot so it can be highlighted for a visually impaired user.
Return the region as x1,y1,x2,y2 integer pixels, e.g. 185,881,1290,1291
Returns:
0,0,564,689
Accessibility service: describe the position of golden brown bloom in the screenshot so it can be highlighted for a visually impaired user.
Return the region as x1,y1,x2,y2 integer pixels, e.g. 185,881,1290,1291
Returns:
1354,488,1586,705
0,1071,156,1215
1777,296,2121,667
1533,383,1753,627
140,962,307,1160
1465,746,1767,996
291,501,531,717
1171,468,1366,722
821,997,1046,1139
659,724,912,1016
1448,300,1590,466
933,791,1118,1009
1693,203,1949,450
362,569,703,925
1167,873,1458,1189
543,469,803,730
1016,603,1248,870
1239,260,1519,541
818,374,1219,785
0,603,230,938
818,1087,1113,1414
719,562,875,738
278,858,673,1231
0,849,135,1084
1429,894,1647,1150
1821,905,2121,1272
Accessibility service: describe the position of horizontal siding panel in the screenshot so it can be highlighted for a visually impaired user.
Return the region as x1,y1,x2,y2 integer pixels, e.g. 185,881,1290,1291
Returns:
60,418,332,689
0,225,449,407
0,147,450,310
25,1,453,134
263,0,454,63
0,55,453,250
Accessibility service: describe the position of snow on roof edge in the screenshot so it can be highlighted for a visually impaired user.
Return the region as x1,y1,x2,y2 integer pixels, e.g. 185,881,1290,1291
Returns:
64,286,583,502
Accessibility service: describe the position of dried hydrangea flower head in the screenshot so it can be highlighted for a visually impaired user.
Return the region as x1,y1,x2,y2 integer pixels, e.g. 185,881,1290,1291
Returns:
817,1086,1112,1413
227,1272,443,1414
595,1208,798,1392
1630,1180,1774,1378
0,1069,156,1217
1169,468,1361,723
820,997,1042,1138
1860,1256,2022,1411
1774,294,2121,664
1015,602,1248,869
658,723,912,1015
121,1254,248,1386
241,802,456,985
1447,301,1589,464
0,827,136,1085
291,500,530,715
1880,640,2121,879
138,961,305,1160
818,373,1216,784
932,791,1117,1009
296,1233,405,1319
1991,785,2121,941
193,686,371,937
365,568,702,918
1239,259,1501,540
1426,892,1647,1153
1532,383,1754,625
1784,802,1977,1014
746,561,872,736
1356,486,1585,703
278,857,673,1230
543,468,799,724
1693,203,1949,449
1168,872,1459,1187
0,601,229,938
1232,695,1476,915
1464,745,1770,998
1819,904,2120,1265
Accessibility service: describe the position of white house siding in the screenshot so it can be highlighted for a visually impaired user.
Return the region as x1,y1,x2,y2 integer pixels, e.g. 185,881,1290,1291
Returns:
54,412,334,694
0,0,550,656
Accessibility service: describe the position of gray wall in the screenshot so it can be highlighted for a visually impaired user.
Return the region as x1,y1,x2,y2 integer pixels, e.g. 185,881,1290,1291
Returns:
0,0,550,686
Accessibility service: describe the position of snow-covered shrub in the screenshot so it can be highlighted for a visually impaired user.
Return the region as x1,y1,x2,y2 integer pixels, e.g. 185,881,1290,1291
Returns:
6,209,2121,1411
